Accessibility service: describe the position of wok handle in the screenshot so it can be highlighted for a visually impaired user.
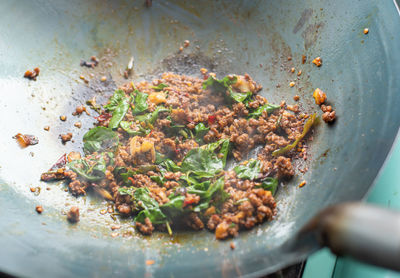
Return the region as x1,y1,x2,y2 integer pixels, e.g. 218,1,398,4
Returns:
302,202,400,270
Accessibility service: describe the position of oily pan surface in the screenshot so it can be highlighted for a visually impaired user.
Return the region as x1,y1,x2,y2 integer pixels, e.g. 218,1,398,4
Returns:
0,0,399,277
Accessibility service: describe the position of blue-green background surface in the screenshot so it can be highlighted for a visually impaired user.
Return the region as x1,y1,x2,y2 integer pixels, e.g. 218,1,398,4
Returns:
304,136,400,278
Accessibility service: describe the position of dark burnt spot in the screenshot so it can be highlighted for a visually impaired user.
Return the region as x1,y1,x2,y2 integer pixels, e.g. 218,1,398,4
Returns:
293,9,313,34
302,22,325,50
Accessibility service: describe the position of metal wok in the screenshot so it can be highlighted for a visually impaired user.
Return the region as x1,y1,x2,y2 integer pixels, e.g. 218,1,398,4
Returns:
0,0,400,277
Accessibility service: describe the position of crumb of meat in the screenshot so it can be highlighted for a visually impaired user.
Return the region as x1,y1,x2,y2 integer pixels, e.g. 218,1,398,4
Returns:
36,205,43,213
363,28,369,34
136,217,154,235
60,133,73,143
80,56,98,68
322,111,336,123
67,206,80,223
313,88,326,105
293,95,300,101
230,242,236,250
74,122,82,128
274,156,295,179
24,67,40,80
110,232,118,238
302,55,307,64
146,260,155,265
60,115,67,121
299,180,307,188
321,104,332,113
44,126,50,131
72,105,90,116
13,133,38,148
312,57,322,67
111,225,121,230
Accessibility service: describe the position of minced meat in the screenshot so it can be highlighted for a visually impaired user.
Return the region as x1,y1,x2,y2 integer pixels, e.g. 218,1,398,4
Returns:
41,71,314,240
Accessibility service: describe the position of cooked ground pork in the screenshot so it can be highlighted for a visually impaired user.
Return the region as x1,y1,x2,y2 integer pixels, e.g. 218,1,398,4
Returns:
41,71,313,239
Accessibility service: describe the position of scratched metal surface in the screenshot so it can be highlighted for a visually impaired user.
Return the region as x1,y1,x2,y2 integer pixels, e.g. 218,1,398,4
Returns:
0,0,399,277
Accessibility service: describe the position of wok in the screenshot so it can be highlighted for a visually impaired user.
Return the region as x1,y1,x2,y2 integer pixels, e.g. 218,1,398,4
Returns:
0,0,400,277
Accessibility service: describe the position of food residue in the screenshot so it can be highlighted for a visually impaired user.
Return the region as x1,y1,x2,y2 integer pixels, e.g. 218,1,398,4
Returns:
80,56,99,68
60,133,73,143
363,28,369,34
67,206,80,223
41,71,317,240
312,57,322,67
36,205,43,214
302,55,307,64
299,180,307,188
60,115,67,121
13,133,39,148
146,260,155,266
24,67,40,81
313,89,336,123
73,105,90,116
312,88,326,105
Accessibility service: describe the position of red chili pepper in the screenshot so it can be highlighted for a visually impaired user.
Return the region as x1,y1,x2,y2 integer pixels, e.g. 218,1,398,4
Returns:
146,130,154,138
49,153,67,171
208,115,216,124
183,198,196,207
128,177,135,185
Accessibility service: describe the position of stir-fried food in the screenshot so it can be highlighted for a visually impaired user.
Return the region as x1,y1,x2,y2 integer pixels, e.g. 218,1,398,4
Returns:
41,71,315,239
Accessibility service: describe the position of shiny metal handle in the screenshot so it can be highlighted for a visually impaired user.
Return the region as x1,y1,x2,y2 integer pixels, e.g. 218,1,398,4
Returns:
288,202,400,271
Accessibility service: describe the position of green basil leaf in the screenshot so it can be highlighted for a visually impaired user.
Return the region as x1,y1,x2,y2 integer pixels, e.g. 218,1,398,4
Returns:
104,89,125,112
108,96,130,129
120,121,149,136
131,90,148,115
151,83,168,91
248,103,280,118
118,187,134,196
150,175,166,186
155,152,168,164
230,91,252,103
272,113,317,157
136,106,168,125
159,159,181,173
160,195,185,218
133,188,167,224
67,153,108,181
83,127,119,153
181,148,223,178
204,138,230,167
233,159,261,180
257,177,279,195
194,123,209,142
202,75,237,92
